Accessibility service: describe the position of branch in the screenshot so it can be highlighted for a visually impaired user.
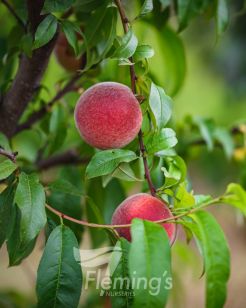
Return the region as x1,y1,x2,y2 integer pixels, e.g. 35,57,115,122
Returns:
45,197,221,229
15,73,82,133
0,147,18,163
1,0,26,30
114,0,156,196
37,149,89,170
0,0,58,138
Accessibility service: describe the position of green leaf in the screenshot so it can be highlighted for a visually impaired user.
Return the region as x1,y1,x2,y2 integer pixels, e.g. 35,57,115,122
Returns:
129,219,171,307
44,0,75,13
61,20,80,56
112,29,138,59
194,117,215,151
133,44,154,62
47,104,67,155
174,183,195,208
221,183,246,215
0,184,16,248
33,15,58,49
149,83,172,130
0,160,17,181
76,0,108,12
36,225,82,308
216,0,229,36
103,162,143,187
137,0,153,19
185,211,230,308
160,156,186,189
48,179,84,197
86,149,137,179
7,205,37,266
145,128,178,155
15,172,46,250
213,127,234,159
0,133,11,151
177,0,193,31
110,238,133,307
84,5,117,68
47,166,83,242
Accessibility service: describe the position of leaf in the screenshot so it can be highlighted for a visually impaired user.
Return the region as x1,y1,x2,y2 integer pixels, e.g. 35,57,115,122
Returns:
0,160,17,181
0,184,16,248
7,205,37,266
137,24,186,95
86,149,137,179
174,183,195,208
48,104,67,155
177,0,193,31
185,211,230,308
221,183,246,215
47,166,83,242
61,20,80,56
129,219,172,307
48,179,84,197
84,5,117,68
145,128,178,155
149,83,172,130
33,15,58,49
213,127,234,159
15,172,46,249
194,117,215,151
112,29,138,59
137,0,153,19
36,225,82,308
44,0,75,13
110,238,133,307
216,0,229,37
159,156,186,190
133,44,154,62
103,162,143,187
0,133,11,151
76,0,108,12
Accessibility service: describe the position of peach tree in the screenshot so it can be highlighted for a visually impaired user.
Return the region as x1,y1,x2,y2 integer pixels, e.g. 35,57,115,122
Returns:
0,0,245,307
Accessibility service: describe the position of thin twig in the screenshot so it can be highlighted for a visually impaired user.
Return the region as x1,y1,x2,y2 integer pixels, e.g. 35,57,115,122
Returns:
0,147,18,163
1,0,26,31
45,197,220,230
15,73,82,133
114,0,156,196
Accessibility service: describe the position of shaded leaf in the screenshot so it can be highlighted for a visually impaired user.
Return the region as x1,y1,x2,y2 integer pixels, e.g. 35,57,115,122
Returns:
0,160,17,181
15,173,46,249
33,15,58,49
113,29,138,59
149,82,172,130
86,150,137,179
44,0,75,13
36,225,82,308
184,211,230,308
129,219,171,307
145,128,178,154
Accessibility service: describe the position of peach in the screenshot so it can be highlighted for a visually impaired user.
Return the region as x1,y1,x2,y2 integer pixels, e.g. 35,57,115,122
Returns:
54,32,86,72
111,193,176,243
74,82,142,149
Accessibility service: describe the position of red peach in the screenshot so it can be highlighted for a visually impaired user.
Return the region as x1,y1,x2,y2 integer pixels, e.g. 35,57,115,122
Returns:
111,193,176,243
54,32,86,72
74,82,142,149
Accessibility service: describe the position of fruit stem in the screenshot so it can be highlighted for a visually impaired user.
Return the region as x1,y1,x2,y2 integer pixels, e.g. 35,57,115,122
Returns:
114,0,156,196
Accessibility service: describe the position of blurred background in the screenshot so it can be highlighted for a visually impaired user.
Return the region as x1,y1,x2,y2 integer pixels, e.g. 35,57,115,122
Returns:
0,0,245,307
